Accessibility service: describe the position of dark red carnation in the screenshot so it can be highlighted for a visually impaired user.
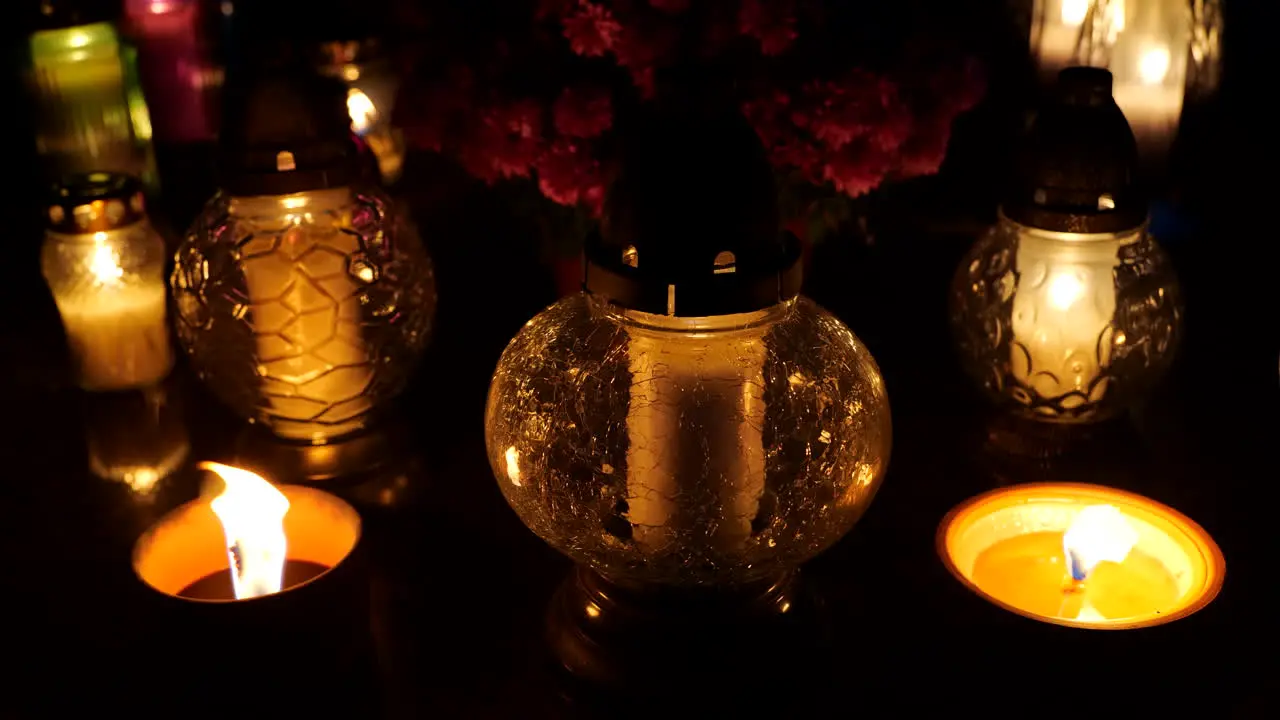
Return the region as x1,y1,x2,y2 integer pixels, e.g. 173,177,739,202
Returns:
553,85,613,138
648,0,689,13
738,0,797,56
823,141,894,199
562,1,621,57
460,99,546,183
536,138,605,215
897,118,952,179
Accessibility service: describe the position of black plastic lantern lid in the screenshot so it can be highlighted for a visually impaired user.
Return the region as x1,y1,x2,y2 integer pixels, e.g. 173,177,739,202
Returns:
217,66,358,196
585,104,801,317
1002,67,1147,234
46,172,147,234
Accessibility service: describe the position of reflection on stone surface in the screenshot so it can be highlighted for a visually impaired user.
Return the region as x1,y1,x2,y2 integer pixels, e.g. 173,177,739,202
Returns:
231,418,427,512
85,380,190,500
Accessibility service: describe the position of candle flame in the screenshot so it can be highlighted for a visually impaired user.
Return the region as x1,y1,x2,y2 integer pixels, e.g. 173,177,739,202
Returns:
347,88,378,136
1139,46,1171,85
1046,271,1085,311
1060,0,1089,26
1063,504,1138,581
203,463,290,600
89,232,125,286
505,446,522,487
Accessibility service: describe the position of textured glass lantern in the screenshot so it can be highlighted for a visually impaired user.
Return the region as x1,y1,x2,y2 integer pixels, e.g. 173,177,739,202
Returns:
42,173,173,391
317,38,405,185
1029,0,1193,169
485,108,891,600
172,67,435,445
951,68,1180,427
23,3,157,188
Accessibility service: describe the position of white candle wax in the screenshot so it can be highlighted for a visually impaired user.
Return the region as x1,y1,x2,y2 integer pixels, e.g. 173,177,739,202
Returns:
55,281,173,391
624,309,768,553
1010,232,1128,411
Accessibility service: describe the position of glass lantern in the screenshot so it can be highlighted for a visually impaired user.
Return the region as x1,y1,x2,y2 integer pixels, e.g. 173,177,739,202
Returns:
172,68,435,445
1029,0,1192,169
484,108,892,592
951,68,1180,426
41,173,174,392
23,6,158,188
317,38,405,185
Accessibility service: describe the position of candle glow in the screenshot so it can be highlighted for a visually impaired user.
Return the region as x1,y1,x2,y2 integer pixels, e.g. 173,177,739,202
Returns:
939,483,1224,629
203,463,290,600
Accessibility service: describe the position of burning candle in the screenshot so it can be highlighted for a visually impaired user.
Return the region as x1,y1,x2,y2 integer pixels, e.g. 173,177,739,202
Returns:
133,463,360,602
41,174,174,391
938,483,1224,628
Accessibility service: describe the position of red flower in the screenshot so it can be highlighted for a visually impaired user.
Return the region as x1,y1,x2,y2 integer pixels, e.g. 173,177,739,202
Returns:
823,141,893,199
461,100,546,183
648,0,689,12
897,118,952,179
742,90,791,149
396,65,475,153
536,138,605,215
553,86,613,138
738,0,798,56
613,21,678,97
562,1,621,57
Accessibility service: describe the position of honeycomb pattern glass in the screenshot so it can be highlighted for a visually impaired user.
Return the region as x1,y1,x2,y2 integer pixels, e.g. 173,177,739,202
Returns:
172,186,434,443
485,293,892,588
950,216,1180,423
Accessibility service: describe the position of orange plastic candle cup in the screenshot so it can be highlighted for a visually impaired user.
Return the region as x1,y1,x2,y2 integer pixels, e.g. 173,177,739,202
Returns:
937,483,1224,629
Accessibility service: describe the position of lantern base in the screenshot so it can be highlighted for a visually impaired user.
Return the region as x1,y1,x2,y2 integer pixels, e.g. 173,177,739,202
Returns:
234,421,398,483
983,411,1135,462
546,566,833,712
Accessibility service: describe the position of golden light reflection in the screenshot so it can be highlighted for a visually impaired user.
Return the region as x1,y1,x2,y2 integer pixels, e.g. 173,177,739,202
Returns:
505,446,522,487
203,462,290,600
1139,46,1171,85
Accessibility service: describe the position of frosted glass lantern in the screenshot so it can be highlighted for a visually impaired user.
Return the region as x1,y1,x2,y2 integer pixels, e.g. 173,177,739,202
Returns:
485,108,891,591
41,173,173,391
951,68,1180,424
172,68,434,445
1030,0,1192,168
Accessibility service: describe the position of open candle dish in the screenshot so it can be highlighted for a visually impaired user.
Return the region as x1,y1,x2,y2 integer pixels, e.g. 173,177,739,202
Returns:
937,483,1224,629
133,463,361,601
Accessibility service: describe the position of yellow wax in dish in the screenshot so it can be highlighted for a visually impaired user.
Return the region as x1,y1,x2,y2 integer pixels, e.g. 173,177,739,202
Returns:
971,531,1181,622
938,483,1225,629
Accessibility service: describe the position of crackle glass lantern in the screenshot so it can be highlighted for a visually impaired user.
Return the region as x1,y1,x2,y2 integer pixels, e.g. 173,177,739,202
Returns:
951,68,1180,425
485,108,892,590
1029,0,1193,169
42,173,173,391
172,67,434,445
316,38,405,185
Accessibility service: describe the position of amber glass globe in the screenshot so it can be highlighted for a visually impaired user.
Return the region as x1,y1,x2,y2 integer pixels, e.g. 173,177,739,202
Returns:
171,66,434,444
173,185,434,443
485,291,890,587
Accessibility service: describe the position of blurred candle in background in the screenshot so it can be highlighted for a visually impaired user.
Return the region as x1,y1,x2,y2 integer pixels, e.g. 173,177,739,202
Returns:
24,9,158,190
317,38,406,185
1029,0,1192,174
123,0,222,145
